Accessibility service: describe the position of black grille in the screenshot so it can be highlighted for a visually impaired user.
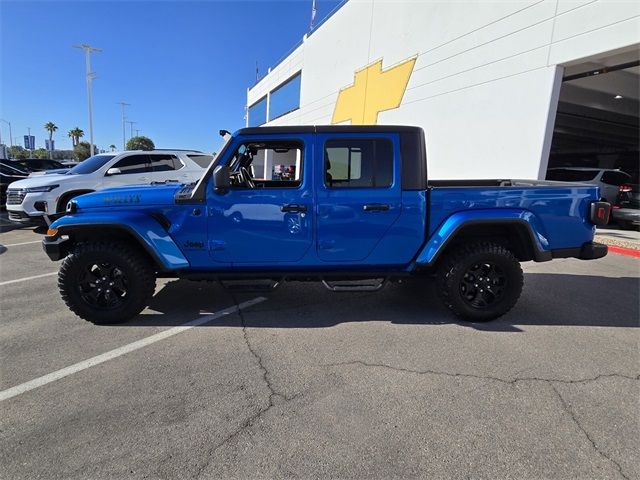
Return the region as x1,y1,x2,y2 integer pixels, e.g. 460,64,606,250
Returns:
6,189,25,205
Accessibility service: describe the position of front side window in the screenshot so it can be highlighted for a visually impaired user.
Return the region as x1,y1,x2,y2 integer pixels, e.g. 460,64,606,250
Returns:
227,140,303,189
110,155,150,175
324,138,393,188
149,154,182,172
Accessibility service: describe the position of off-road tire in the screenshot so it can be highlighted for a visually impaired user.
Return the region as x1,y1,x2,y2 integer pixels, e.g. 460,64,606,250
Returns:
437,242,523,322
59,241,156,324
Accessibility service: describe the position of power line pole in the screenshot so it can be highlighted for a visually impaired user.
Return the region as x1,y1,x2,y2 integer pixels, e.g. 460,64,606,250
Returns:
134,129,140,137
73,44,101,157
126,121,137,140
0,119,10,146
117,101,130,150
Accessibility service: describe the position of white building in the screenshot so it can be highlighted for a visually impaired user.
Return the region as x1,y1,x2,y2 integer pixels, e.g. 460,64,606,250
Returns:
247,0,639,180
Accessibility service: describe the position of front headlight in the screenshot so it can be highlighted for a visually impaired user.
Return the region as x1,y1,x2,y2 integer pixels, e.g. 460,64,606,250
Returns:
24,184,59,193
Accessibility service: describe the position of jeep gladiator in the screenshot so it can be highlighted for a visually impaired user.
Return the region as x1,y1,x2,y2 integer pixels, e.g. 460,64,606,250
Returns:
42,126,610,324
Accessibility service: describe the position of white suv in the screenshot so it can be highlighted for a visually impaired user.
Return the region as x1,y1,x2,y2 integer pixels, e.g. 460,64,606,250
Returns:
546,167,633,203
6,150,212,224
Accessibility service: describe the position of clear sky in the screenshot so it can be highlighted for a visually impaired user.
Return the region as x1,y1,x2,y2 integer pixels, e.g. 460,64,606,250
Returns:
1,0,342,153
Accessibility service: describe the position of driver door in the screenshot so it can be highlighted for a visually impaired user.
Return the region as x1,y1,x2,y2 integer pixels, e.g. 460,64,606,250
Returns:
207,135,314,265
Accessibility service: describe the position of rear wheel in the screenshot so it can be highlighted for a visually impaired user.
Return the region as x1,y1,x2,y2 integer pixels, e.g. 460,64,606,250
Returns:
437,242,523,322
59,241,156,324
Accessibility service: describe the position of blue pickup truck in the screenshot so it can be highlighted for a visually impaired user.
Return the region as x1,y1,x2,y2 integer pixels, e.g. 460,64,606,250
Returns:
42,126,610,324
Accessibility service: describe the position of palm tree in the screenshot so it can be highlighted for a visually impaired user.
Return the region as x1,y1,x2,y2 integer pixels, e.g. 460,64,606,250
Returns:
44,122,58,158
67,127,84,147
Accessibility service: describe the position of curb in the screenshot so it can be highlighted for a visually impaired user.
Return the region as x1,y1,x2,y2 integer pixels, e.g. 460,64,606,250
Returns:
607,245,640,258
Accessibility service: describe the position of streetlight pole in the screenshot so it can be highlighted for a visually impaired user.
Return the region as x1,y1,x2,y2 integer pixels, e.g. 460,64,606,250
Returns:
117,101,130,150
73,44,101,157
126,121,136,139
27,127,32,155
0,120,10,147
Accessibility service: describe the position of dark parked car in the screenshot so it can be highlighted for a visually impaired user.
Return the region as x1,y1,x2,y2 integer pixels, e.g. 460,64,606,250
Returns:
612,184,640,230
0,162,29,208
9,158,71,173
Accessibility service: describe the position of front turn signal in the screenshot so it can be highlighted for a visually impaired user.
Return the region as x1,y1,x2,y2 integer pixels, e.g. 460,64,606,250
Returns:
46,228,58,237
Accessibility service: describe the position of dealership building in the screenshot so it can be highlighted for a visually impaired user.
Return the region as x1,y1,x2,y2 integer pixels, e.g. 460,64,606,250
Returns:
246,0,639,181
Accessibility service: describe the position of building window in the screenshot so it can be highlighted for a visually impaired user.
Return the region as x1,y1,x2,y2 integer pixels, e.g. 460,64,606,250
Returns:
248,96,267,127
269,72,301,121
324,138,393,188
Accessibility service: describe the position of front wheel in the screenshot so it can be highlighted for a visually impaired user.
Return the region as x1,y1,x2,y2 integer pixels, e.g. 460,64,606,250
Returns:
437,242,523,322
59,241,156,324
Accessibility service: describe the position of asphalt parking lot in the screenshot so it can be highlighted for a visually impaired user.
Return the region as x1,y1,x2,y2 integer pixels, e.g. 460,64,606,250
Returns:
1,223,638,479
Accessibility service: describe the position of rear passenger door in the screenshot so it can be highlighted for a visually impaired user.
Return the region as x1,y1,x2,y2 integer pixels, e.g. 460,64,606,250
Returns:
148,153,190,183
315,134,402,263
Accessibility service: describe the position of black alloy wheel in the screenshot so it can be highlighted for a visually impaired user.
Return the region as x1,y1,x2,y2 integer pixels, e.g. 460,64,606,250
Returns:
459,261,507,309
78,261,129,310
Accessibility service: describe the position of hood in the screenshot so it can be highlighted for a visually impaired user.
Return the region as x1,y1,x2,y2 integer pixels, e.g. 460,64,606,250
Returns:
72,183,185,210
7,173,71,189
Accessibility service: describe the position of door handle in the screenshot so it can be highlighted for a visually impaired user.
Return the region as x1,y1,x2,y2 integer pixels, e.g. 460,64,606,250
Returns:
363,203,390,212
281,204,307,213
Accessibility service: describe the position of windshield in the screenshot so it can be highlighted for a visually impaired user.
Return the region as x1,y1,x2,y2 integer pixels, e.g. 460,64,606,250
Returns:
67,155,116,175
1,162,29,175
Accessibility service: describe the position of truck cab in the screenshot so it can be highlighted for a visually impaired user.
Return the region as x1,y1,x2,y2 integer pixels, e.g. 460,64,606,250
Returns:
43,126,609,325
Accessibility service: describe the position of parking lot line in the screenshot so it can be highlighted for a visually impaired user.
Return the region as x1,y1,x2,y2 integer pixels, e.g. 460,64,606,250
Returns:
0,272,58,286
2,240,43,247
0,296,267,402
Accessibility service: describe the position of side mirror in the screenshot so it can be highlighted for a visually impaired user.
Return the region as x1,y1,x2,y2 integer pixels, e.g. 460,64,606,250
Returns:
105,167,121,176
213,165,230,193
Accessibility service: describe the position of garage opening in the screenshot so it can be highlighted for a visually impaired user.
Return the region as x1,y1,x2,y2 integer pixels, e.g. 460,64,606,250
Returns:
547,47,640,201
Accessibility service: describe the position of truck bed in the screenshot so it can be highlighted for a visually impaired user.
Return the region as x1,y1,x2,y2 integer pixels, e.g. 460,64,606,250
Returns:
427,179,600,250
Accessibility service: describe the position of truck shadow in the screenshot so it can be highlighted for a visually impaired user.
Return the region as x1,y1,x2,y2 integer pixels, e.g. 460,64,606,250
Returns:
126,272,639,331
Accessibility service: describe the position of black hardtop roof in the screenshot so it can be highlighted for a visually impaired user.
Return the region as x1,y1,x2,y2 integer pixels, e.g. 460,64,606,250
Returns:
236,125,424,135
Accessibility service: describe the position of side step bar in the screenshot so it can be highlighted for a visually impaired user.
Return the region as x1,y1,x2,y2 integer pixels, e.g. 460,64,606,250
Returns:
321,278,388,292
219,279,282,293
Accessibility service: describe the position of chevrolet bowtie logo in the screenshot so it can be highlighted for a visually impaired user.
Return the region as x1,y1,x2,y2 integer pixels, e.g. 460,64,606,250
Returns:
332,56,417,125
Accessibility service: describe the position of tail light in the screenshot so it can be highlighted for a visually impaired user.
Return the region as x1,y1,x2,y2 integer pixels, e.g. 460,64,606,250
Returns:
619,184,632,192
589,201,611,226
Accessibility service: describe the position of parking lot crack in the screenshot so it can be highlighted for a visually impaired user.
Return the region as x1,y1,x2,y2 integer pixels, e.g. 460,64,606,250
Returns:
321,360,639,386
321,361,634,479
549,383,629,480
192,295,295,479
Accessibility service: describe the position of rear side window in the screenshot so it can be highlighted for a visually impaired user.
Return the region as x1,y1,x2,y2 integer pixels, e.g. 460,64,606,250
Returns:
149,154,182,172
546,169,599,182
601,171,631,186
111,155,150,175
324,138,393,188
187,154,214,168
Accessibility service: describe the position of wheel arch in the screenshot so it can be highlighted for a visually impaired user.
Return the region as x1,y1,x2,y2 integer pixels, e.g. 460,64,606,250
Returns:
51,214,190,271
56,190,95,213
415,210,552,267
